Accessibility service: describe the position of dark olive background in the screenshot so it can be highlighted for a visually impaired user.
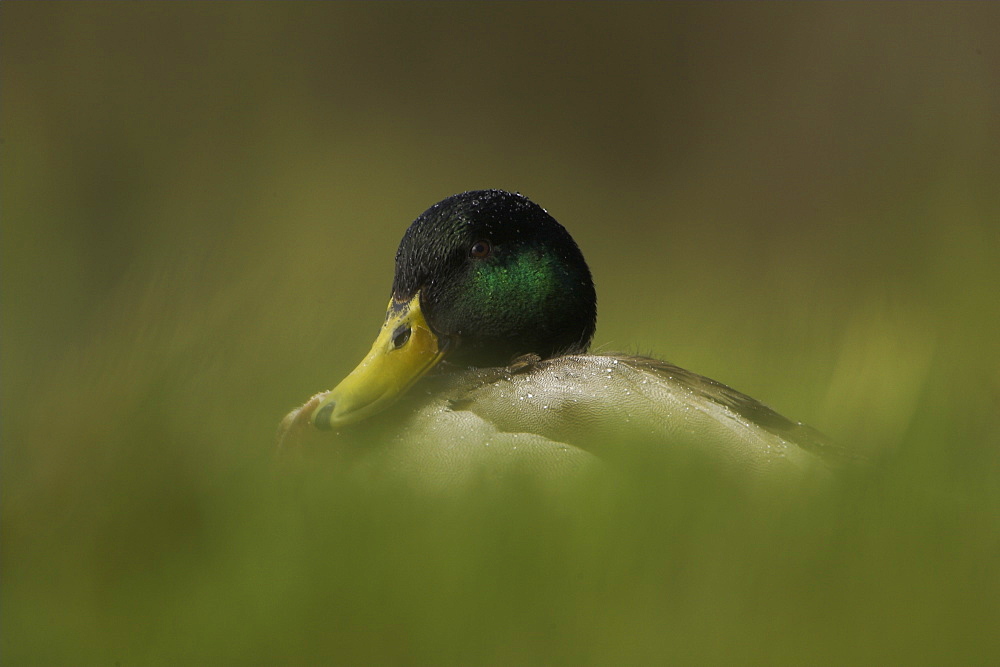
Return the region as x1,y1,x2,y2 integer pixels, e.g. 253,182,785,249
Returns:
3,4,999,665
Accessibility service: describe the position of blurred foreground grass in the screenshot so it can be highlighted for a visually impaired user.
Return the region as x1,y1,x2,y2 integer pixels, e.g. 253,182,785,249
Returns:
4,400,999,665
3,3,1000,665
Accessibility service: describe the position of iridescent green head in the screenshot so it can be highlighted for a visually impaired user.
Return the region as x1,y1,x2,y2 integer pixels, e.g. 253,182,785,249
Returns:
312,189,597,429
394,189,596,366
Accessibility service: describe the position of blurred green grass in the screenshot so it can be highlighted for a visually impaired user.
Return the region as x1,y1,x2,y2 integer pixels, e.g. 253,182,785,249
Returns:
3,3,999,665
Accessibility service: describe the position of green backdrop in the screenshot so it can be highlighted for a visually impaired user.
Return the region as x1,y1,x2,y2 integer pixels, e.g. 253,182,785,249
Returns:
3,3,999,665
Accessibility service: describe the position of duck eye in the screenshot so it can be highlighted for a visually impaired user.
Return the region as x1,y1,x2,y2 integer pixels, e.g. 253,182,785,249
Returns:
391,326,411,349
469,240,491,259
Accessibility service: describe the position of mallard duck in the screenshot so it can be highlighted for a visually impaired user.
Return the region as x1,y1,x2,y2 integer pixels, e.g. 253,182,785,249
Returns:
279,190,848,481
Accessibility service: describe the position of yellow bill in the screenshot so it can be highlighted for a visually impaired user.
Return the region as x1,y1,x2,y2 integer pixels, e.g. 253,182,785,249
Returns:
311,293,447,429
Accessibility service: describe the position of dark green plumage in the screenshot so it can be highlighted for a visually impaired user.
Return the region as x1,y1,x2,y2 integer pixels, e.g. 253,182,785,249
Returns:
392,190,596,367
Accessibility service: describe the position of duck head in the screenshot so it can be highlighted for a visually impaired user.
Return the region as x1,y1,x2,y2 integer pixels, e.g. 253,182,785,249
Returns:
311,189,597,429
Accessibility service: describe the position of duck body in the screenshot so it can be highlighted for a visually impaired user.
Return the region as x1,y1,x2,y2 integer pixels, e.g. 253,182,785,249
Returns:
280,189,847,480
281,352,842,483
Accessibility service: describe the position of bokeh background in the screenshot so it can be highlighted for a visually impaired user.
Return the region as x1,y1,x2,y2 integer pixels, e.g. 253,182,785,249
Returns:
3,3,999,665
